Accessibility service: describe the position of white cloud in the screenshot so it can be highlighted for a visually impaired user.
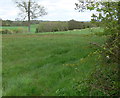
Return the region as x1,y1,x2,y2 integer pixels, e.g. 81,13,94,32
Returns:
0,0,19,20
0,0,94,21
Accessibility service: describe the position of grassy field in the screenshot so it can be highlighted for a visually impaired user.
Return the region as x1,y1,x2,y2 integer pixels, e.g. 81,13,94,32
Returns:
2,28,107,96
0,24,37,33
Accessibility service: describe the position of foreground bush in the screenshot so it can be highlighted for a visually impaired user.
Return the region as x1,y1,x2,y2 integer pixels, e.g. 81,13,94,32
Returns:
103,32,119,64
73,55,119,96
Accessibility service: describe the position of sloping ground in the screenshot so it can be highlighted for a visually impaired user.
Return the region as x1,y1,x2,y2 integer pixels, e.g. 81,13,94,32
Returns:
2,29,107,96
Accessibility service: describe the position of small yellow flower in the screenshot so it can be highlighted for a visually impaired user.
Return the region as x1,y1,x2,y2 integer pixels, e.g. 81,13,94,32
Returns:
66,64,69,66
80,58,83,61
73,64,75,66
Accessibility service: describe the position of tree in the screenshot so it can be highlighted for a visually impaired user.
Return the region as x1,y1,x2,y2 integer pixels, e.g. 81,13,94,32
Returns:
75,0,120,64
75,0,119,33
14,0,47,32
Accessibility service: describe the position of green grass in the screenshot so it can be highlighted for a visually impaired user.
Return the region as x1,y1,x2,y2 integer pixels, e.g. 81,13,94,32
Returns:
2,29,107,96
0,24,103,34
0,24,38,33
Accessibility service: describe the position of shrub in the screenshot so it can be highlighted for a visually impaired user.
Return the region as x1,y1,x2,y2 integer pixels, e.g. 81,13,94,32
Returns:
94,32,108,36
68,20,95,30
12,28,25,33
73,60,119,96
0,28,26,34
102,32,119,64
0,29,13,34
36,21,68,33
89,64,119,96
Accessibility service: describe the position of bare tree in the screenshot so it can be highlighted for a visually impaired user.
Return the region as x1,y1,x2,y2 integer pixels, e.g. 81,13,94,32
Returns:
14,0,47,32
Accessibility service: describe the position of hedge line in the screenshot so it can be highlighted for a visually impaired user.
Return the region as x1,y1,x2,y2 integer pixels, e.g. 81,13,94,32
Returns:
36,20,96,33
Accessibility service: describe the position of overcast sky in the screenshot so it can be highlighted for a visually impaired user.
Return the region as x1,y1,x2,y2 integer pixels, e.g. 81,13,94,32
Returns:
0,0,96,21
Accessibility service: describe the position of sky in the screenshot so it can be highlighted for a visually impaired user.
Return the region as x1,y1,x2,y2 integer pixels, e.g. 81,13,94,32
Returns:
0,0,96,21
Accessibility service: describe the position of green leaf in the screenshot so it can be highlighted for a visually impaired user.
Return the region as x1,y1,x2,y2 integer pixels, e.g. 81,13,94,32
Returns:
97,8,102,12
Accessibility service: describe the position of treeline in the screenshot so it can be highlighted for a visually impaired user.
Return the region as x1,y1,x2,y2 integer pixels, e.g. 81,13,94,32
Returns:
1,19,97,34
36,20,96,33
1,20,41,26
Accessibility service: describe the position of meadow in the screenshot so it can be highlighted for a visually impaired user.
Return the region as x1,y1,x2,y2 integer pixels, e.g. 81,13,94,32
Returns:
0,24,37,33
2,28,108,96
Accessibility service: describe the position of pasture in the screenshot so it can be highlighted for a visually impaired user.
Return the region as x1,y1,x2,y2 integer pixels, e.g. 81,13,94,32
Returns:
2,28,107,96
0,24,37,33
